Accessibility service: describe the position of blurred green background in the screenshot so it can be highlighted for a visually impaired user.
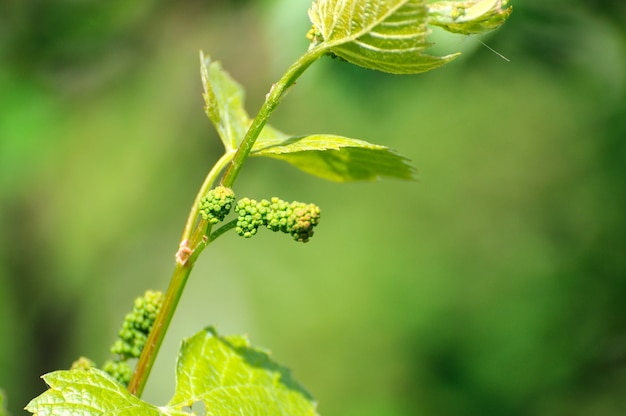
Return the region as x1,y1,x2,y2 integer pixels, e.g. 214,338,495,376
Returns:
1,0,625,414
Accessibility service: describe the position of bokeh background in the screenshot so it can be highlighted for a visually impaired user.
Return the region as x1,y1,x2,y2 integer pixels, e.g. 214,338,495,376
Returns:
1,0,625,414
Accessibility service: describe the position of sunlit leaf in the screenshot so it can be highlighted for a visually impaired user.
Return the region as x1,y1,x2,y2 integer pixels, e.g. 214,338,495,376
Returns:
252,130,418,182
308,0,458,74
26,328,318,416
168,327,318,416
200,52,251,151
428,0,513,35
24,368,175,416
197,56,417,182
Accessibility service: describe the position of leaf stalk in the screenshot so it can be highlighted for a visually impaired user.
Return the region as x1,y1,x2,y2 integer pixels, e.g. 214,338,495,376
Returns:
220,46,326,188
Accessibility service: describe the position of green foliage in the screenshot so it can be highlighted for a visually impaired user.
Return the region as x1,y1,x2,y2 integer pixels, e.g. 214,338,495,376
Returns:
26,328,317,416
235,197,321,242
428,0,512,35
252,132,418,182
308,0,458,74
25,368,167,416
201,55,419,182
168,327,318,415
20,0,514,414
200,52,249,152
6,1,626,415
199,186,236,224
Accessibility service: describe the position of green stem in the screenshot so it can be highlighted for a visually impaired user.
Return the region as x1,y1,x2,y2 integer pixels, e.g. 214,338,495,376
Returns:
127,261,191,397
128,45,326,398
209,219,238,242
220,46,326,188
181,150,235,242
128,153,231,397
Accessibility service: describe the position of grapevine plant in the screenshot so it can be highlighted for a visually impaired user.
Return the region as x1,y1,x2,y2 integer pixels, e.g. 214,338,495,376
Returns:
24,0,510,414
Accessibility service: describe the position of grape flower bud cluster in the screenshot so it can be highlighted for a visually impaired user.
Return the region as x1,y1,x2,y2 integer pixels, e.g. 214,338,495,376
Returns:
197,187,321,242
199,186,236,224
235,197,321,242
102,290,164,386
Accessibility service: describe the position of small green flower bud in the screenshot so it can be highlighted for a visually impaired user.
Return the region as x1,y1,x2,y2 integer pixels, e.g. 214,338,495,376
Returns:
70,356,96,371
235,196,320,242
102,360,133,386
235,198,264,238
287,202,321,243
199,186,236,224
110,290,163,359
265,197,291,233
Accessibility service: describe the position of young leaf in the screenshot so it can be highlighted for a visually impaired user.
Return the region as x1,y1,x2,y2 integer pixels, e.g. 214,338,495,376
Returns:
200,52,251,151
252,129,418,182
428,0,513,35
24,368,180,416
168,327,318,416
308,0,458,74
198,57,416,182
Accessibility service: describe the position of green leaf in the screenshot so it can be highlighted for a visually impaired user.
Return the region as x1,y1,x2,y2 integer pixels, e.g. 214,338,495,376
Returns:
24,368,176,416
308,0,458,74
26,329,318,415
168,327,318,416
200,51,251,151
428,0,513,35
198,56,416,182
252,131,418,182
